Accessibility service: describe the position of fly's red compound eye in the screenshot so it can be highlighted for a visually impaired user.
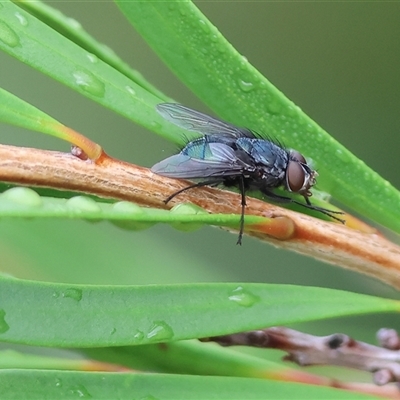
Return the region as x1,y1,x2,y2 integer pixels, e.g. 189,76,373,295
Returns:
286,160,306,193
290,150,307,164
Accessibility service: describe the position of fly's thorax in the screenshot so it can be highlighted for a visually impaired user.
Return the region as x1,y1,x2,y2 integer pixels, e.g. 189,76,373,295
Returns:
285,150,318,196
236,138,288,168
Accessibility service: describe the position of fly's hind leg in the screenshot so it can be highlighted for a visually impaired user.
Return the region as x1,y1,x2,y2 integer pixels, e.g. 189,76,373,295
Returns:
236,175,247,246
164,179,223,204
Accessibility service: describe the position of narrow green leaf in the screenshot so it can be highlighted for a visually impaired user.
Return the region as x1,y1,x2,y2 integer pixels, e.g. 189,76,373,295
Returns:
0,1,178,142
0,370,382,400
84,340,286,377
0,187,267,232
0,350,99,371
15,0,170,102
0,276,398,347
0,87,101,158
116,1,400,233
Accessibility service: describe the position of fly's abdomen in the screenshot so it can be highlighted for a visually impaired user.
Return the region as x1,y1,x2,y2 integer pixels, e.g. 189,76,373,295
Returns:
181,137,213,160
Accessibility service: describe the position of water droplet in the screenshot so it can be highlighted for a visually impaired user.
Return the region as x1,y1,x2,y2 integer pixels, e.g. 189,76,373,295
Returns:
238,79,255,92
133,330,144,342
0,21,20,47
72,70,105,97
112,201,143,214
150,120,162,130
66,196,101,213
52,291,60,299
168,3,175,11
55,378,63,388
86,53,98,64
146,321,174,342
335,148,351,164
198,19,209,33
66,18,82,30
169,204,207,231
2,187,42,207
125,85,136,96
286,105,296,117
228,286,260,307
0,309,10,334
170,203,207,215
68,385,91,398
62,288,82,302
267,100,281,114
110,327,117,335
15,12,28,26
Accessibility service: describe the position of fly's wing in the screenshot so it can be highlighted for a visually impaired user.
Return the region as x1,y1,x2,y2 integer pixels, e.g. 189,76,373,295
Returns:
157,103,255,139
151,141,249,179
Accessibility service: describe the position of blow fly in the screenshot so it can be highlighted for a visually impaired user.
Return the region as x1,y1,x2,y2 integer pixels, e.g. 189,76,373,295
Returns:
151,104,344,244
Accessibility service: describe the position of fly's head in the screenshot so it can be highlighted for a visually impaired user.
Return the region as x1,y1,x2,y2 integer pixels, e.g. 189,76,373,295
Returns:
285,150,318,198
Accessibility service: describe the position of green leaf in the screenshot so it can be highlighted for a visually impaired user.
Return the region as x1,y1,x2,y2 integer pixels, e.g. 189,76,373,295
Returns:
15,0,170,102
84,340,278,377
0,1,181,143
115,1,400,233
0,187,268,233
0,276,398,347
0,370,382,400
0,349,98,371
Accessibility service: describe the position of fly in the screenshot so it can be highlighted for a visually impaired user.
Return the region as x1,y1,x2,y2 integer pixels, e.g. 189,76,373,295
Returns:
151,103,344,244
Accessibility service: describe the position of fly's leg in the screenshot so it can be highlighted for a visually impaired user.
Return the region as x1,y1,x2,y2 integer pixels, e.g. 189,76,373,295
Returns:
164,179,223,204
237,175,247,245
165,178,247,245
260,189,345,223
302,197,345,223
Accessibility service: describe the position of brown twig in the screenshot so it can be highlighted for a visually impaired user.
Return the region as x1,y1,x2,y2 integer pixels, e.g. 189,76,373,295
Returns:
205,326,400,396
0,144,400,288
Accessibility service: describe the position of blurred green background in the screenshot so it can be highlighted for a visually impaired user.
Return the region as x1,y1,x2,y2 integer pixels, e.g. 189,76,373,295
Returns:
0,1,399,343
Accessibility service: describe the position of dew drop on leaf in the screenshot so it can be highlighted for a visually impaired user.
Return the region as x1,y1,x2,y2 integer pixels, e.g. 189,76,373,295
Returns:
238,79,255,93
146,321,174,342
72,70,105,98
2,187,42,207
66,18,82,31
14,12,28,27
228,286,260,307
86,53,98,64
112,201,143,214
55,378,63,388
0,21,20,47
335,148,351,164
62,288,83,302
198,19,209,33
68,385,91,398
125,85,136,96
66,196,101,213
